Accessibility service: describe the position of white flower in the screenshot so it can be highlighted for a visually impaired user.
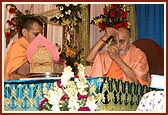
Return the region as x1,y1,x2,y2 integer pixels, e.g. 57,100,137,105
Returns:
86,95,97,111
68,98,79,111
73,4,78,6
59,6,64,10
51,105,60,111
42,63,98,111
65,10,71,15
55,12,62,19
65,4,70,7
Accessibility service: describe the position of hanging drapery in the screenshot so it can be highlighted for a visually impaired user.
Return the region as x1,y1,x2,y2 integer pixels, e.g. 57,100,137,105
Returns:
126,4,138,42
135,4,164,48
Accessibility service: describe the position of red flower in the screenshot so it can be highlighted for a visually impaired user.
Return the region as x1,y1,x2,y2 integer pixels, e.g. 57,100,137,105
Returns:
60,94,69,101
111,4,117,9
7,20,14,26
121,11,127,19
74,75,79,78
115,23,121,30
39,98,50,110
103,7,107,14
57,80,62,88
16,27,21,32
78,95,88,100
91,4,130,31
9,7,15,14
121,21,128,28
5,32,11,39
25,10,30,14
78,106,91,111
110,10,116,18
98,22,106,31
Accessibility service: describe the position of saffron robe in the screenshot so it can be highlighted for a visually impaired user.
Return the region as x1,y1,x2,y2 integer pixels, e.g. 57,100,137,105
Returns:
4,37,29,80
90,44,151,86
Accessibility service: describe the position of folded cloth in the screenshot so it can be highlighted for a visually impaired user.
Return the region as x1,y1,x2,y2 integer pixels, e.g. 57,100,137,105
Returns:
136,91,165,112
27,34,60,63
150,74,165,89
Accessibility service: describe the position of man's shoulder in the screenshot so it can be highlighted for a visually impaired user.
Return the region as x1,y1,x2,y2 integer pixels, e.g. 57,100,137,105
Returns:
131,44,146,56
8,37,28,50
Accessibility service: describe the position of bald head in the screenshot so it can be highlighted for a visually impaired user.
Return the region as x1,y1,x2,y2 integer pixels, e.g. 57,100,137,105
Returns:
117,27,131,39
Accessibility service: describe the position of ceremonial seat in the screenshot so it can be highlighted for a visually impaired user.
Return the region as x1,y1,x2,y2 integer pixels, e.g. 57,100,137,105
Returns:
133,38,164,75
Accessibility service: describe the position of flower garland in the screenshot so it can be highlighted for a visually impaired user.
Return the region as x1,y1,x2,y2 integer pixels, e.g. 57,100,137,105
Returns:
39,64,97,111
50,4,84,29
91,4,131,31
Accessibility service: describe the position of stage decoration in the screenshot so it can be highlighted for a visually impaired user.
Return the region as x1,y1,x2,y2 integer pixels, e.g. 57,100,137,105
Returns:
50,4,83,28
91,4,131,31
4,4,46,47
59,47,83,75
39,64,98,111
50,4,86,52
4,76,160,111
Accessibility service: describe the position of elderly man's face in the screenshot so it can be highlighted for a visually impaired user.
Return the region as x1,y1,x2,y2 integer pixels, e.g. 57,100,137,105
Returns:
112,28,131,55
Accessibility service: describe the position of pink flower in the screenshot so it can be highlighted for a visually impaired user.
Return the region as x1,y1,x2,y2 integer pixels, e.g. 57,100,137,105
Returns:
72,11,77,16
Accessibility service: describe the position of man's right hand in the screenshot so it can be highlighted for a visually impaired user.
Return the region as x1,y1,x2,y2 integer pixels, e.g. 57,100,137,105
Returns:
104,27,117,39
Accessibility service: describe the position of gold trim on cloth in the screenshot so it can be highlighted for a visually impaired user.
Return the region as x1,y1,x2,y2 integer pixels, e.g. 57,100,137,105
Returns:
4,78,159,111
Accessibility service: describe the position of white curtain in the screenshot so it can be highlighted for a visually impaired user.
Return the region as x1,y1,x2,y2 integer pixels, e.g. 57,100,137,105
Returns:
89,4,105,49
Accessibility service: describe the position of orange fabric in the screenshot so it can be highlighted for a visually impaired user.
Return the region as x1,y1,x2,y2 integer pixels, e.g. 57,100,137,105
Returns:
106,56,125,79
90,44,151,86
4,37,29,80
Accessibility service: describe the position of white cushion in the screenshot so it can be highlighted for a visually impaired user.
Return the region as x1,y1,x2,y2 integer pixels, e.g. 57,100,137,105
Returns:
150,74,165,89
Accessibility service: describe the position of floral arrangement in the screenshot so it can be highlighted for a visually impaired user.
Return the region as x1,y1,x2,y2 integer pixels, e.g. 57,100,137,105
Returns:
59,47,83,75
39,64,97,111
4,4,25,47
50,4,83,29
4,4,46,47
91,4,131,31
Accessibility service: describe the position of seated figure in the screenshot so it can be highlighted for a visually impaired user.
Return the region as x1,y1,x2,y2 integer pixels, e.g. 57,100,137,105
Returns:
86,27,151,86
